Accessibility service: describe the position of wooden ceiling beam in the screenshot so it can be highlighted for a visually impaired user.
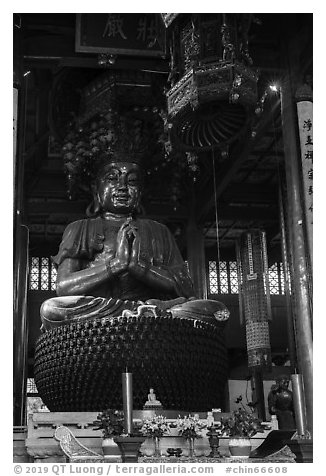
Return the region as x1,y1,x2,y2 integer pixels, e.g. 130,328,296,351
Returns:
196,97,281,224
239,131,282,183
251,150,284,158
203,205,278,224
24,55,170,73
221,183,278,202
27,200,87,215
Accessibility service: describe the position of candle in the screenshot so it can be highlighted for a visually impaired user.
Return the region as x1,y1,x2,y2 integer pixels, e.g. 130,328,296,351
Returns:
122,370,133,435
291,373,307,436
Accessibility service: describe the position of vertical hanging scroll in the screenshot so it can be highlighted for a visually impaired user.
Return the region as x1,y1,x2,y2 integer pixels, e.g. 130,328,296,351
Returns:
295,84,313,265
14,87,18,172
237,230,272,370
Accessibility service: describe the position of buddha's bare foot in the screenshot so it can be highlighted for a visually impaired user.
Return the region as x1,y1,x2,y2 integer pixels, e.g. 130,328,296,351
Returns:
145,296,192,310
170,299,230,326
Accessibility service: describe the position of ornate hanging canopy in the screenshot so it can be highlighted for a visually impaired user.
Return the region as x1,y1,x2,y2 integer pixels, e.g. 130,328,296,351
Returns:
163,14,259,152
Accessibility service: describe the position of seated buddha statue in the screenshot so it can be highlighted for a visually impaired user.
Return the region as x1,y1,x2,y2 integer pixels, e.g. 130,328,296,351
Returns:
144,388,162,408
40,155,229,332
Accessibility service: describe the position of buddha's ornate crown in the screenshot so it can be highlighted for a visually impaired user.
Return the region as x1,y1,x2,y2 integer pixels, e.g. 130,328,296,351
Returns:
61,73,166,198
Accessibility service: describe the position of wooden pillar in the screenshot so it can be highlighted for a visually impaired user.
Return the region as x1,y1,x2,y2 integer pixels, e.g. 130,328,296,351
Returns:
251,371,266,421
295,85,313,270
280,78,313,434
13,226,29,426
13,17,30,426
279,184,297,373
186,196,207,299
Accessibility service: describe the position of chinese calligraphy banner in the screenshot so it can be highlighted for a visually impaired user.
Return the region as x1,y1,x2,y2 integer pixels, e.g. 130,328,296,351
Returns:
13,88,18,168
75,14,165,57
297,100,313,263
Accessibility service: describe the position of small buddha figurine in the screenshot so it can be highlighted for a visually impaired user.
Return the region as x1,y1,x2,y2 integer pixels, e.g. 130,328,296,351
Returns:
144,388,162,408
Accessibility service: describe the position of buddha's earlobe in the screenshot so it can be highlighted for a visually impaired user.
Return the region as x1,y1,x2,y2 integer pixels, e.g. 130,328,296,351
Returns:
94,194,101,214
135,193,142,215
86,194,101,217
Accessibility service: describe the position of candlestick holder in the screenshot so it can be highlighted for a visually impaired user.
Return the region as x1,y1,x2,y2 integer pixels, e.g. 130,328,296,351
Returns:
285,438,313,463
291,373,307,436
207,428,221,458
122,371,133,435
114,436,146,463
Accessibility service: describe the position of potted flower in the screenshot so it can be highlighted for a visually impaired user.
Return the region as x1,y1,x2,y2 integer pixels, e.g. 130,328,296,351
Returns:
176,414,206,457
219,408,264,458
140,415,170,456
93,409,124,458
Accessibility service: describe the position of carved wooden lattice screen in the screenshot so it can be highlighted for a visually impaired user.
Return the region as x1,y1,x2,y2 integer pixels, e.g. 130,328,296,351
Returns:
29,257,57,291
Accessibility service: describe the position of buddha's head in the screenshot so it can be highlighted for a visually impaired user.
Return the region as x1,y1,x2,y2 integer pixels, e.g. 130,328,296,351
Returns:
95,160,142,215
276,375,290,390
83,111,153,217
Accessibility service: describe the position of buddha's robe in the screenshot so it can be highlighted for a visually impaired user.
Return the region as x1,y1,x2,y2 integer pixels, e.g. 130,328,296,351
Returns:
41,217,195,331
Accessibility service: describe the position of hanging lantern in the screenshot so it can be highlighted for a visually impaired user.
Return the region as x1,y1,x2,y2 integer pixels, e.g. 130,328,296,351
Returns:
163,13,259,152
237,230,272,370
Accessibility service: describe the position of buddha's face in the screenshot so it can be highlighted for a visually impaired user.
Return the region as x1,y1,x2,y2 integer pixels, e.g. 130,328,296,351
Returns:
96,162,142,214
278,378,289,390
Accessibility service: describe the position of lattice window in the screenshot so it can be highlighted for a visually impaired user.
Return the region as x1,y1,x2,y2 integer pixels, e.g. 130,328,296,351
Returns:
40,257,49,290
269,263,280,295
51,262,58,291
219,261,228,294
29,257,57,291
27,378,38,395
26,378,50,413
229,261,239,294
208,260,286,295
30,257,40,290
208,260,219,294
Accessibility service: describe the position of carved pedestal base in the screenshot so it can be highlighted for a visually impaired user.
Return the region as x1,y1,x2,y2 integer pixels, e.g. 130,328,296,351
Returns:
114,436,146,462
285,439,313,463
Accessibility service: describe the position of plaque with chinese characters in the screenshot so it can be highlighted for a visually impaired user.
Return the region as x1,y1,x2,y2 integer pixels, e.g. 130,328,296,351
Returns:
297,99,313,263
75,13,166,57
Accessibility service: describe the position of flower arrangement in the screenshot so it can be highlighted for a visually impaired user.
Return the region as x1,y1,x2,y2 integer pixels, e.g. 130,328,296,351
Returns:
140,415,170,439
93,409,124,439
218,408,264,438
176,414,206,440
